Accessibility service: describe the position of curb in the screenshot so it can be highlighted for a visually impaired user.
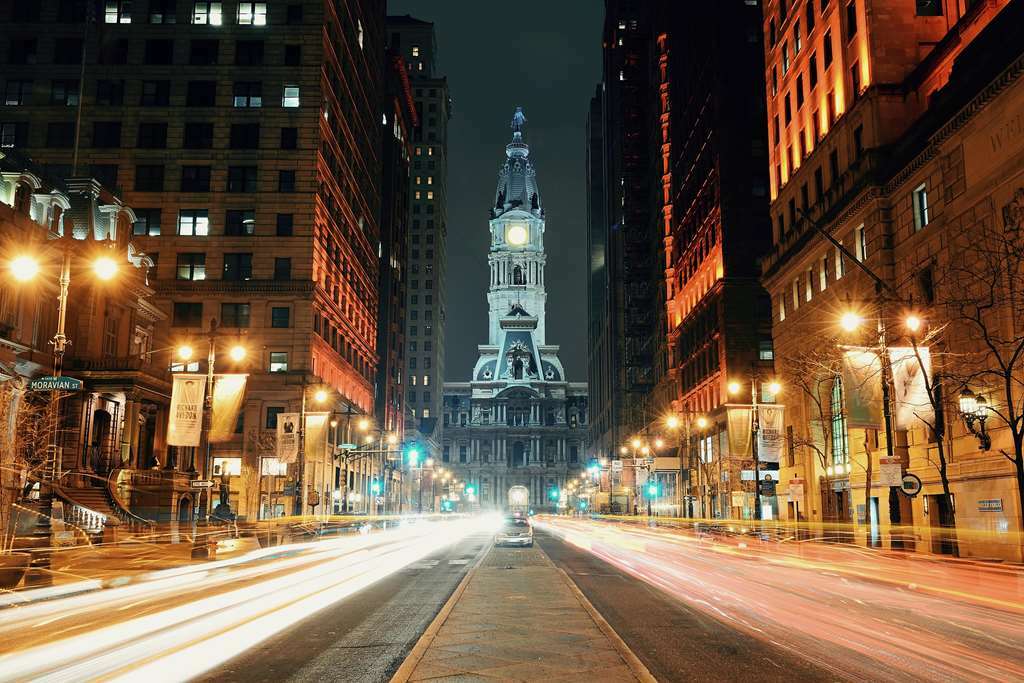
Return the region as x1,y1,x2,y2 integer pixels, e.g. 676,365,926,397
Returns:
389,549,485,683
556,566,658,683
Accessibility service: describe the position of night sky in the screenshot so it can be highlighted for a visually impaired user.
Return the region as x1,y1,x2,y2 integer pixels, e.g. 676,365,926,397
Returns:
388,0,603,383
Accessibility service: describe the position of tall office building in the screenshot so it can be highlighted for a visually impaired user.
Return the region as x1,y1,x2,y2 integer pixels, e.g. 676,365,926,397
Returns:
386,15,450,455
0,0,387,519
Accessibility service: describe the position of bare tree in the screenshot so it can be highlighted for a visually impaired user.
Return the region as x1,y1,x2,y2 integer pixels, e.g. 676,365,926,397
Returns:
937,199,1024,530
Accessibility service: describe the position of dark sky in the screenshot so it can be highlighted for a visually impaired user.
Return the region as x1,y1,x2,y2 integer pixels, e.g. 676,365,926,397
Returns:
388,0,603,383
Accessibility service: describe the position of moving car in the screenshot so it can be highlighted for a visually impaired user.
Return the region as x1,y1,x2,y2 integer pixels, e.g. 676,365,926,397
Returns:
495,515,533,547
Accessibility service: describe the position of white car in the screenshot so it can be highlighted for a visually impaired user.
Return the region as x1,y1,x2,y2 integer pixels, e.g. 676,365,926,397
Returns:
495,515,534,547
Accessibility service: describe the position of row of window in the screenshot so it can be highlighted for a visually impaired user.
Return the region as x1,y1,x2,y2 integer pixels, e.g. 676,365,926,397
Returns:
42,161,299,194
170,251,291,282
133,208,294,237
172,301,290,328
9,1,301,27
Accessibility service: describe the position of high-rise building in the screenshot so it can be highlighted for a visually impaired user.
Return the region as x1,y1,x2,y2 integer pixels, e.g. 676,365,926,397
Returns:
0,0,387,519
386,15,450,455
654,2,774,520
760,0,1020,559
442,109,588,512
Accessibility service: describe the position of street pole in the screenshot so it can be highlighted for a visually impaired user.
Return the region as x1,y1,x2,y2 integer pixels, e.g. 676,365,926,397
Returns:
752,379,761,521
295,380,307,516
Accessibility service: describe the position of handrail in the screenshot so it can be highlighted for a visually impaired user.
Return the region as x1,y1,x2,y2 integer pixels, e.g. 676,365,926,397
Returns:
107,469,158,529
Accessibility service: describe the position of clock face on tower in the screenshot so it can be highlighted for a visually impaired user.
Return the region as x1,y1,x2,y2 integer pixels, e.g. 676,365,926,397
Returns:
506,224,528,246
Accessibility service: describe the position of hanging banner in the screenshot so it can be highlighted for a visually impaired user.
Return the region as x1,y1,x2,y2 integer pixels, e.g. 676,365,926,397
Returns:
889,347,935,430
841,349,883,429
757,405,785,463
276,412,300,463
167,374,206,447
304,412,330,461
209,374,248,443
726,407,752,458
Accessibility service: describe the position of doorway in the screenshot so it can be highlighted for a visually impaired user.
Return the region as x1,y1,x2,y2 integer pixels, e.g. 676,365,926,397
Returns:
927,494,957,555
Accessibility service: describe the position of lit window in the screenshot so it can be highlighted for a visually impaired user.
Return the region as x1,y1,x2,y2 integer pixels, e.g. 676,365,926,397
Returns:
426,191,434,200
105,0,132,23
213,457,241,476
778,294,786,322
412,46,420,57
835,243,846,279
178,209,209,236
792,279,800,310
423,375,429,386
819,256,828,291
282,85,300,108
913,184,930,231
427,176,433,185
422,409,430,418
427,147,433,156
805,270,813,302
192,1,222,25
854,224,867,261
237,2,266,25
414,191,421,200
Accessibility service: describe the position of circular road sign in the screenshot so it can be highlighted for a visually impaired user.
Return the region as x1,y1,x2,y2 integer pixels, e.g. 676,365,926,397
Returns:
900,473,923,497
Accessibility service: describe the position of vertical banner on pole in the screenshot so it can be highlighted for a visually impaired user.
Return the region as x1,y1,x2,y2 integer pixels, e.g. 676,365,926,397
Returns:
167,374,206,447
756,405,785,463
889,347,934,429
726,407,752,458
209,374,247,443
304,412,329,460
842,349,884,428
276,413,299,463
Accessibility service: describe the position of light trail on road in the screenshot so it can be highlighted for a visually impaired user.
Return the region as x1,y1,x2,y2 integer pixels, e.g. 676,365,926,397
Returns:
0,516,498,682
537,516,1024,682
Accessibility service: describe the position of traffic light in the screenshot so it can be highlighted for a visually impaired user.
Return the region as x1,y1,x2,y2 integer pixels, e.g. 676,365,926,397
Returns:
646,481,660,498
371,478,381,495
548,487,559,500
464,484,476,496
406,444,421,466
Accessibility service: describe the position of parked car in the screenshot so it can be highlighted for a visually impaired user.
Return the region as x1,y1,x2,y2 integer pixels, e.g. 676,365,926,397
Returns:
495,515,534,547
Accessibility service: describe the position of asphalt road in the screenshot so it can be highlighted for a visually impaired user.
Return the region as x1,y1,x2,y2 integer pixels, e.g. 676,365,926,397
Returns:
534,528,836,682
200,529,492,683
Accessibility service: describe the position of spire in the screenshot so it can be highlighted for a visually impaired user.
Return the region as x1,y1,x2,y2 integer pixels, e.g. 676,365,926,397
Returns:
493,106,542,218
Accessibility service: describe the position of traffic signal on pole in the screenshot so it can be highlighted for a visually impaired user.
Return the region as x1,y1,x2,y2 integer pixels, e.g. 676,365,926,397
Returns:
406,444,421,466
646,481,660,498
371,478,381,495
549,487,559,500
464,484,476,496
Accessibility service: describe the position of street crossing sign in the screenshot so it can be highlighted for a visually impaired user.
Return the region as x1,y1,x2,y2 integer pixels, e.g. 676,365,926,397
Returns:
189,480,214,489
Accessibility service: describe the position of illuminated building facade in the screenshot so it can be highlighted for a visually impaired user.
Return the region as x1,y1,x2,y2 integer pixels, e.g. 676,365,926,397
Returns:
762,0,1023,559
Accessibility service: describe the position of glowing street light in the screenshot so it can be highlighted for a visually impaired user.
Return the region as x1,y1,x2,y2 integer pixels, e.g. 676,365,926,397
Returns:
9,255,40,282
696,416,709,429
313,389,328,404
631,437,642,450
665,415,680,430
654,438,665,449
619,446,628,455
176,344,195,361
905,314,923,334
357,418,370,431
840,311,863,332
727,380,742,396
229,344,247,362
766,380,782,396
92,255,118,281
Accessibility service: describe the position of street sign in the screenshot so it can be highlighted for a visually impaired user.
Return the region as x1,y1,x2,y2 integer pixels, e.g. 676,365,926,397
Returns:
29,376,82,392
645,457,655,467
190,480,214,489
788,479,805,505
759,475,776,496
900,473,923,497
339,442,358,450
611,459,623,472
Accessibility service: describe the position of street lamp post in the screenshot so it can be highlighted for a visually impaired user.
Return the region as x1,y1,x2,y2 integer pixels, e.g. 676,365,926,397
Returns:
728,377,781,521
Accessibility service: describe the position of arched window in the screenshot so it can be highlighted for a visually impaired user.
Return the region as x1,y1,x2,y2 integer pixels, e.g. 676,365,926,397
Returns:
513,265,524,285
830,376,849,467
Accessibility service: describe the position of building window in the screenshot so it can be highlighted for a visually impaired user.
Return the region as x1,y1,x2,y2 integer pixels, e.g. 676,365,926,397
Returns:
178,209,209,236
172,302,203,327
235,40,264,66
835,243,846,278
4,80,31,106
222,253,252,281
913,184,930,230
281,85,300,108
237,2,266,25
229,122,260,148
182,121,214,148
176,253,206,280
283,44,301,66
92,121,122,148
228,166,258,192
819,256,828,291
792,279,800,310
133,208,161,236
916,0,942,15
759,340,775,361
276,214,293,236
854,224,867,261
99,38,129,64
830,377,850,466
181,165,211,192
278,170,296,192
823,30,833,66
225,209,255,236
286,4,302,24
270,307,290,328
220,303,250,327
96,79,125,105
273,257,291,280
192,1,222,25
265,406,284,428
793,19,801,54
850,62,861,99
280,127,298,149
149,0,176,24
796,75,804,109
269,352,288,372
144,39,174,65
805,269,814,302
782,40,790,73
784,93,792,123
0,122,28,148
51,80,79,106
140,80,170,106
232,81,262,107
134,164,164,191
136,122,167,148
845,1,857,40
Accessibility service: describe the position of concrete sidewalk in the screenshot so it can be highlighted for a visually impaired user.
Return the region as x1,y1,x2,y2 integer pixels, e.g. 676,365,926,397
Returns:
392,542,654,682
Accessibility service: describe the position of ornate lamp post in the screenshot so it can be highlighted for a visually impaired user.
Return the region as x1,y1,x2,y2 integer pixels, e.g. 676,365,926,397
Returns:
958,388,991,450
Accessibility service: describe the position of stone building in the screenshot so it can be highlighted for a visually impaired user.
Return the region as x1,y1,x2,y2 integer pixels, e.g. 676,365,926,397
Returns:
442,110,588,512
761,0,1023,559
